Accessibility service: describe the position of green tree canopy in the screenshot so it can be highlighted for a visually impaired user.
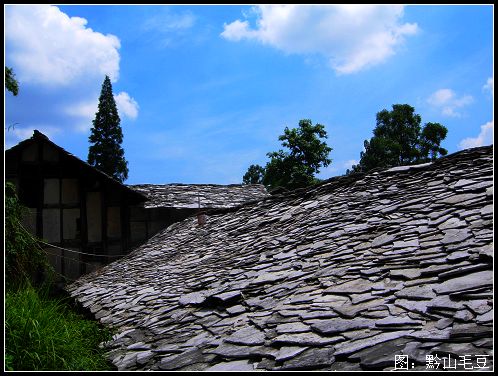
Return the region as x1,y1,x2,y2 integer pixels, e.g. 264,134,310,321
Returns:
244,119,332,191
88,75,129,182
349,104,447,174
5,67,19,96
243,164,265,184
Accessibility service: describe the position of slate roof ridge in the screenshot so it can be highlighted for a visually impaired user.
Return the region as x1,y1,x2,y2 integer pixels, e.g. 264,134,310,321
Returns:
129,183,267,188
201,145,494,217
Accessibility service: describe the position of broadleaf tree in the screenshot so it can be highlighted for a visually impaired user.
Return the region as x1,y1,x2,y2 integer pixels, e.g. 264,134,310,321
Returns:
243,164,265,184
348,104,448,174
88,75,129,182
243,119,332,191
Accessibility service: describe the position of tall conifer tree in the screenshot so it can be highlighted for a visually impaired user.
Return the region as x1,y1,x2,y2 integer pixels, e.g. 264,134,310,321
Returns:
88,75,129,182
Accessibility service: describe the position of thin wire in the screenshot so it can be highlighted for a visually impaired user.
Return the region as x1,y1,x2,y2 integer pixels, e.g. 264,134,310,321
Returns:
19,221,132,258
44,250,102,268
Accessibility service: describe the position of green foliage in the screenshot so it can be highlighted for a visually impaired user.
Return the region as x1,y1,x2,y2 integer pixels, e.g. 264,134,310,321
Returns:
243,164,265,184
420,122,448,161
6,66,19,96
5,285,114,371
5,182,53,290
88,75,129,182
245,119,332,191
349,104,448,174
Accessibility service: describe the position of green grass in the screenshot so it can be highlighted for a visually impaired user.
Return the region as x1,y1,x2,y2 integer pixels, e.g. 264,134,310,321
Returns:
5,285,114,371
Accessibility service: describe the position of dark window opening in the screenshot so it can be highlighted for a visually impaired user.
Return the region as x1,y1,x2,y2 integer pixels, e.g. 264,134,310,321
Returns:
19,177,39,207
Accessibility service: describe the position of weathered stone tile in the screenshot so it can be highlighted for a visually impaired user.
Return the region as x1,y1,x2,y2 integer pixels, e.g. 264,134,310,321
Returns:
394,284,436,300
375,316,424,328
333,298,387,319
275,322,310,334
348,338,412,369
66,146,493,371
280,347,335,370
323,278,372,295
205,360,254,371
209,342,278,359
225,326,265,346
333,331,414,356
311,318,374,335
433,270,493,294
271,332,343,347
274,346,308,362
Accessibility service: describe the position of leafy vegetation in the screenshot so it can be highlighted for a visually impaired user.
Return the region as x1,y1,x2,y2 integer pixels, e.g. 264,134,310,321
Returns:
5,66,19,96
88,75,129,182
242,164,265,185
5,182,114,370
243,119,332,191
5,285,113,371
5,182,53,290
348,104,447,174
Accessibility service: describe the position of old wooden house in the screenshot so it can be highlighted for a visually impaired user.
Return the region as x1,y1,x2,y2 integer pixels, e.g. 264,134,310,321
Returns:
5,130,148,280
6,130,269,280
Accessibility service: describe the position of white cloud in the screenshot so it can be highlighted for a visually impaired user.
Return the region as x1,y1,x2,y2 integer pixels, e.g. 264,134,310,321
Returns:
458,121,493,149
6,5,121,85
6,125,62,147
343,159,358,170
65,100,98,120
221,5,418,74
5,5,138,145
427,88,473,117
143,10,196,32
114,92,139,120
483,77,493,94
65,91,139,131
317,158,359,179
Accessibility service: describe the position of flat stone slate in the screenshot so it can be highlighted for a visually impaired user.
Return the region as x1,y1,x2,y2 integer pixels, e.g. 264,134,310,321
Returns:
437,217,467,230
394,285,436,300
323,278,372,295
136,350,155,365
226,305,246,315
225,326,265,346
206,360,254,371
450,323,493,339
334,330,414,357
375,316,424,327
275,322,310,334
272,332,344,347
433,270,493,294
333,298,386,319
389,269,422,280
349,338,412,369
407,328,451,341
280,347,335,370
463,300,492,315
178,291,206,306
441,228,472,245
249,271,287,286
212,290,242,302
159,348,212,370
435,318,453,330
371,233,396,247
311,318,374,335
210,342,278,360
274,346,308,362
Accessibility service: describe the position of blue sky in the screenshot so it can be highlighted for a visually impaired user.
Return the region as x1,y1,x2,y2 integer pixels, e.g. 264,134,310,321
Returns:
5,5,493,184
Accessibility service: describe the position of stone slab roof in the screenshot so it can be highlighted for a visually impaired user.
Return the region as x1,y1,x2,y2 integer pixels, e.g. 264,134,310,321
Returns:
67,146,493,371
127,184,269,209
